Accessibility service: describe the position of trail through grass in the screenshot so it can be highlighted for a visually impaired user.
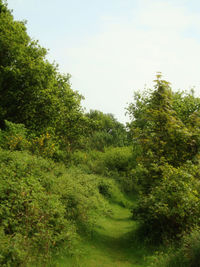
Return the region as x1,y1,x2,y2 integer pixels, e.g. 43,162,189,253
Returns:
56,201,154,267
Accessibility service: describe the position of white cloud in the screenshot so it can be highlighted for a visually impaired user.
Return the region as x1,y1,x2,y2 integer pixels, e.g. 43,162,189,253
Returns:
58,0,200,123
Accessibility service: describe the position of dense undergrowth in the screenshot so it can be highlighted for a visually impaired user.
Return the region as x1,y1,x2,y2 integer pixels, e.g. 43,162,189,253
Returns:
71,146,136,193
0,146,132,266
0,119,132,266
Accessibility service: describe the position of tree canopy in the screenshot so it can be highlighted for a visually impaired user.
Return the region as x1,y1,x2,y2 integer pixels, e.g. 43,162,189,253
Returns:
127,74,200,190
0,0,87,150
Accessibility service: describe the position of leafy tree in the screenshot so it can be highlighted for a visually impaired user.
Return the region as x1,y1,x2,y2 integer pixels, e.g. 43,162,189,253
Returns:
85,110,128,150
0,1,85,150
127,75,200,190
127,85,200,141
127,74,200,242
172,89,200,124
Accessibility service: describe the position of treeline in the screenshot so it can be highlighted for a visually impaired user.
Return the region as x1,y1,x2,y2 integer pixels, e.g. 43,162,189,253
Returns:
0,0,128,155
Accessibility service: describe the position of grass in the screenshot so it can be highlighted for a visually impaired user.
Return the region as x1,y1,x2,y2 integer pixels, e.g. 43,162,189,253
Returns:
54,199,155,267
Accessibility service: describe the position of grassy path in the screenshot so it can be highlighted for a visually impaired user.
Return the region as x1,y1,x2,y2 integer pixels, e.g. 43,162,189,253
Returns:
57,202,154,267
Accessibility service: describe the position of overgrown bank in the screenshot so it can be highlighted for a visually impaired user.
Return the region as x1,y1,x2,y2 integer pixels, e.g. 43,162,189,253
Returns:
0,121,133,266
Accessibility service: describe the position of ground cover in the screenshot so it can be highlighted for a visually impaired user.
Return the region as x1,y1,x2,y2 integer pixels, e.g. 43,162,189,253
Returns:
56,201,154,267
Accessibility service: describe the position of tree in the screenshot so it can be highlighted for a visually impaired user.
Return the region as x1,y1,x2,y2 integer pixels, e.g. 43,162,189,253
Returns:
0,1,85,150
172,89,200,124
127,74,200,191
85,110,128,150
128,75,200,241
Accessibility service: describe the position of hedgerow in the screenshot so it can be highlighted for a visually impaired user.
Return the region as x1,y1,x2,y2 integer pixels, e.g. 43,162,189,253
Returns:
0,149,109,266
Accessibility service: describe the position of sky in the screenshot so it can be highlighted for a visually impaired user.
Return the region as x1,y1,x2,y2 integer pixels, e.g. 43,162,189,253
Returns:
6,0,200,123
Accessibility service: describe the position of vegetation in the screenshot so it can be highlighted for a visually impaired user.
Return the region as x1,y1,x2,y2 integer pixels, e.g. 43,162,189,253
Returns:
1,1,200,266
57,202,153,267
84,110,129,150
126,74,200,265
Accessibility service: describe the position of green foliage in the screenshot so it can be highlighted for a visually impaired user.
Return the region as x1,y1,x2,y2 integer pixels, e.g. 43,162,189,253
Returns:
102,147,133,175
71,149,103,174
133,163,200,242
85,110,129,150
0,121,66,161
0,149,110,266
172,89,200,124
0,120,28,150
0,2,86,151
71,146,138,197
28,132,58,158
127,86,200,136
0,149,76,265
97,177,130,207
71,147,135,192
127,74,200,189
130,76,197,171
54,168,109,232
153,228,200,267
180,228,200,267
72,147,132,176
127,74,200,243
4,0,200,262
126,88,153,134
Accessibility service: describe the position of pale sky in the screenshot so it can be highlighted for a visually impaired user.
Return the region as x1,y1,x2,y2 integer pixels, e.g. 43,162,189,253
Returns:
6,0,200,123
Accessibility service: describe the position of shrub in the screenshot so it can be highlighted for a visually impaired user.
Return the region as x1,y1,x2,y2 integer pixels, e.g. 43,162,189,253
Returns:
0,120,28,151
54,168,109,232
0,149,109,266
100,146,140,192
72,147,133,175
28,132,57,158
71,147,136,193
153,228,200,267
102,146,133,176
133,164,200,243
97,177,130,207
0,149,76,266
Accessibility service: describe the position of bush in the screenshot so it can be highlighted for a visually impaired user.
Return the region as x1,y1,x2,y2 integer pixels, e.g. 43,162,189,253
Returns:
97,177,130,207
102,146,133,176
133,164,200,243
71,147,135,192
0,149,76,266
0,120,72,162
54,168,109,232
71,148,132,205
0,149,109,266
153,228,200,267
0,120,28,151
71,149,103,174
